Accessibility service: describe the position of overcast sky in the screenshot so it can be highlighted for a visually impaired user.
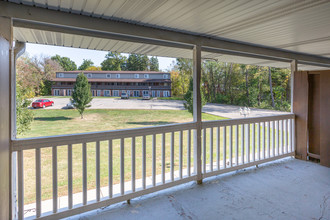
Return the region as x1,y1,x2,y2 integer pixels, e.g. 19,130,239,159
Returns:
25,43,176,72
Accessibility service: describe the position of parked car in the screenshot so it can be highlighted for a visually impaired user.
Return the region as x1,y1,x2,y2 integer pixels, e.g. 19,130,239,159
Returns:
142,94,151,100
121,92,129,99
32,99,54,108
66,101,76,109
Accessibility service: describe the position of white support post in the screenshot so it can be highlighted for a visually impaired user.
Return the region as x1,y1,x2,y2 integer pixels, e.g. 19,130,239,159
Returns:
290,60,297,156
0,16,13,220
193,45,202,184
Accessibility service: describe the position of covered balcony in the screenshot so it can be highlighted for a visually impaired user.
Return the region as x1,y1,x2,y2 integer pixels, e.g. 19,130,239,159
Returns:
0,1,329,220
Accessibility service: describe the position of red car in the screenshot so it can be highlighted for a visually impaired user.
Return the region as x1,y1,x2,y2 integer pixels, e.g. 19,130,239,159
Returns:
32,99,54,108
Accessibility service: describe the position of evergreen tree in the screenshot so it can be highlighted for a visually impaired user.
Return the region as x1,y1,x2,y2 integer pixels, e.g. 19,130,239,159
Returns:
78,59,94,70
71,73,93,119
149,56,159,71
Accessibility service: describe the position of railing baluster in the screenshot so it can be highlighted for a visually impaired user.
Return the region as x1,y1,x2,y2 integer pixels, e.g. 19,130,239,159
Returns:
223,126,227,168
288,119,291,153
263,122,266,159
179,130,183,179
131,137,136,192
272,121,275,157
36,148,41,217
170,132,174,181
152,134,156,186
246,124,250,163
68,144,73,209
187,129,191,176
285,120,288,153
52,146,58,213
257,123,260,160
162,133,165,184
18,150,24,220
281,120,284,154
267,121,270,158
276,121,279,156
96,141,100,201
217,127,220,170
252,123,255,162
241,124,244,164
292,118,295,153
210,127,213,172
235,125,238,166
108,140,113,198
82,143,87,204
142,136,146,189
120,138,124,195
229,125,232,167
203,128,206,172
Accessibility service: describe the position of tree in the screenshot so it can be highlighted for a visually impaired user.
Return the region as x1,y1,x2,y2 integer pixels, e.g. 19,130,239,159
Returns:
101,52,126,71
126,54,149,71
149,56,159,71
78,59,94,70
71,73,93,119
183,78,207,114
268,67,275,108
16,84,34,135
86,66,102,71
51,54,77,71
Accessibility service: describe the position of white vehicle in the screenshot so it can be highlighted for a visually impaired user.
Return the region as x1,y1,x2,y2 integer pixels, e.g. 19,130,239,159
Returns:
66,101,76,109
121,92,129,99
142,94,150,100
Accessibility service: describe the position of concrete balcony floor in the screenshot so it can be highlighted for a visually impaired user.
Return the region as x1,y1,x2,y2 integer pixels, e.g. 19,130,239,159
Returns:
67,158,329,220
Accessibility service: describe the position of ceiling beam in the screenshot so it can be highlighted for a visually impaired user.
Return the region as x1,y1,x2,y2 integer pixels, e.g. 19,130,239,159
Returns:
1,1,330,67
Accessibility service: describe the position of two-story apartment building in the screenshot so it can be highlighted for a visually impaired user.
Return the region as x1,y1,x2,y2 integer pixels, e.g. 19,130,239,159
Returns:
51,71,171,97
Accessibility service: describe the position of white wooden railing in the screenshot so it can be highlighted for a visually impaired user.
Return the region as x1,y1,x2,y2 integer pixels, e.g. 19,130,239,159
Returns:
11,114,295,220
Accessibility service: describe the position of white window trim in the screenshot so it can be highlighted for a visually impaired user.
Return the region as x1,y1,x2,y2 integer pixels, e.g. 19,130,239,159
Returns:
87,73,93,78
113,90,119,97
116,74,120,79
58,73,64,78
163,74,168,79
54,89,60,96
133,90,140,97
144,74,149,79
106,74,111,78
104,90,110,96
134,74,139,79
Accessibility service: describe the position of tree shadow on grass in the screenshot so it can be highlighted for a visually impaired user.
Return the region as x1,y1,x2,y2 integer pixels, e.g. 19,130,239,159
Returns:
34,116,73,121
127,121,177,126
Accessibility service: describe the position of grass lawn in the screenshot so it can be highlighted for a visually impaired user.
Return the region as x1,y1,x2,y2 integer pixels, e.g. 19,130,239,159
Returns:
20,109,226,204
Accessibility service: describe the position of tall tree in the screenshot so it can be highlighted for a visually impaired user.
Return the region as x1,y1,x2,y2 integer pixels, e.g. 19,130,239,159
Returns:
149,56,159,71
101,52,126,71
268,67,275,108
71,73,93,119
126,54,149,71
78,59,94,70
184,78,207,114
16,84,34,136
51,54,77,71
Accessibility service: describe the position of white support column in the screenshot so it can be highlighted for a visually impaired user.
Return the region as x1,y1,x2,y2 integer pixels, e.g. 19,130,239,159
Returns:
193,45,202,184
290,60,297,113
0,16,13,220
290,60,297,156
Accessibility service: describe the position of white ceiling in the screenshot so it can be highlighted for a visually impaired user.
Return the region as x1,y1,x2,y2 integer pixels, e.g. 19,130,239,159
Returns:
8,0,330,70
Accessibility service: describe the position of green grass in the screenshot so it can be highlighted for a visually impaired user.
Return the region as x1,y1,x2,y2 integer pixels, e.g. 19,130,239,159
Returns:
20,109,226,204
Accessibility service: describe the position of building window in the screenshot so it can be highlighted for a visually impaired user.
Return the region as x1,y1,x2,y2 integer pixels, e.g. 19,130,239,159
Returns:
116,74,120,78
66,89,72,96
58,73,64,78
97,90,101,96
113,90,119,97
157,91,161,97
134,74,139,79
143,90,149,96
106,74,111,78
133,90,140,97
152,91,155,97
163,74,169,79
144,74,149,79
104,90,110,96
163,91,170,97
87,73,92,78
54,89,60,96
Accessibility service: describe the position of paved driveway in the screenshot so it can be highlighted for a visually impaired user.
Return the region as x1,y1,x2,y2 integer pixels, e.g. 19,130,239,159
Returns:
32,97,289,119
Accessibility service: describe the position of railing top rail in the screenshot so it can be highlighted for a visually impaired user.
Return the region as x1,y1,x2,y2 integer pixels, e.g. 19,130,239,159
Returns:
202,113,294,128
11,121,196,151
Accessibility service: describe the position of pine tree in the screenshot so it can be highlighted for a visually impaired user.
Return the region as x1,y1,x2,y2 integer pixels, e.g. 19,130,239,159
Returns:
71,73,93,119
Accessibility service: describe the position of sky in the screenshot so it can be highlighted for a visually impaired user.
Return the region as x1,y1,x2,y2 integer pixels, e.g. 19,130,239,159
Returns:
25,43,176,71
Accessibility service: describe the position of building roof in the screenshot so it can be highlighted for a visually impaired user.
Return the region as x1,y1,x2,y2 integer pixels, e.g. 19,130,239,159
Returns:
57,71,170,74
3,1,330,70
51,78,171,83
